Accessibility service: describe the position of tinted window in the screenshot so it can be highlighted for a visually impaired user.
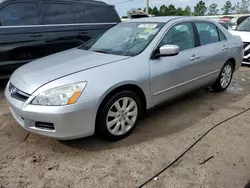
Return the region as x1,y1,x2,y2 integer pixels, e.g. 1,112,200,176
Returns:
237,18,250,31
196,22,219,45
77,5,119,23
219,22,229,30
218,29,226,41
44,3,75,24
0,3,38,26
159,22,195,51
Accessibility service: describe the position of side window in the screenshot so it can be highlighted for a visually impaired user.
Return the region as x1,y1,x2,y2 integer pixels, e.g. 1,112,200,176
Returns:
159,22,195,51
218,29,227,41
219,22,229,30
99,7,120,22
43,3,75,24
196,22,219,45
74,4,85,23
81,5,119,23
0,3,38,26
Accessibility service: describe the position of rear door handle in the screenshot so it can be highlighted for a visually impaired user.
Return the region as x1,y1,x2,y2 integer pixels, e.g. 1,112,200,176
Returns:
190,55,200,61
29,34,43,38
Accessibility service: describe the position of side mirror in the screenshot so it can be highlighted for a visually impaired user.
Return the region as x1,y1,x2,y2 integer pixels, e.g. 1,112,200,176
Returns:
159,45,179,57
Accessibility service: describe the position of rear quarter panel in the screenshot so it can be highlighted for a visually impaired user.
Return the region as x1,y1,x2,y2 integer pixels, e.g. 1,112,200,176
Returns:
229,35,243,70
216,23,243,70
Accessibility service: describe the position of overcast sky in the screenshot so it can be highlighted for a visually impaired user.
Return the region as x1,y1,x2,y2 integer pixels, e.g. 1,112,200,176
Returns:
105,0,239,16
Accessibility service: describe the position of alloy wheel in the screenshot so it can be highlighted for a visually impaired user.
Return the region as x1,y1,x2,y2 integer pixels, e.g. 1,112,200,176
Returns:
220,64,232,89
106,97,138,136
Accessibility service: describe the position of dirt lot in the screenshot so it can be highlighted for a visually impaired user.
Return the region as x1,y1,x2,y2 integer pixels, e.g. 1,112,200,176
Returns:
1,67,250,188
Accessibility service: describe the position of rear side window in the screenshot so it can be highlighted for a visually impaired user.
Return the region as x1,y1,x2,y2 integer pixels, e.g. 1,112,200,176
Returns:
218,29,227,41
0,3,38,26
43,3,75,24
195,22,219,45
219,22,229,30
76,5,119,23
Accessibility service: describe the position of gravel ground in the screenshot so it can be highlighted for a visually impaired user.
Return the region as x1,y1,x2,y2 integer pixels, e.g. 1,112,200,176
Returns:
0,67,250,188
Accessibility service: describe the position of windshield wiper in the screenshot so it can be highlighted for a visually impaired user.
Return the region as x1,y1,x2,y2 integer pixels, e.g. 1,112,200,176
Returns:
93,50,110,54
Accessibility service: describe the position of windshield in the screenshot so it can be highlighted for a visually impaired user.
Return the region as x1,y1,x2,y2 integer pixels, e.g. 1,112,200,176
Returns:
236,18,250,31
81,22,164,56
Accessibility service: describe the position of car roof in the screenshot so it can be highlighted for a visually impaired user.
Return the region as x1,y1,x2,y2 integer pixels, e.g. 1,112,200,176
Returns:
125,16,209,23
1,0,108,5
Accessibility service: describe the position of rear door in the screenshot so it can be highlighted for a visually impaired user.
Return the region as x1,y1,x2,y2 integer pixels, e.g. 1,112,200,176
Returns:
42,2,80,56
0,1,45,78
194,22,229,85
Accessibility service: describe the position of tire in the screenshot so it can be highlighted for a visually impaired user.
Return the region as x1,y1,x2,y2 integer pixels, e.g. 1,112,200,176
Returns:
211,61,234,92
96,90,142,141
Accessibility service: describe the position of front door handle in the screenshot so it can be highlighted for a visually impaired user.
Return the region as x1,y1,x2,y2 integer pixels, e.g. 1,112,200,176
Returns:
190,55,200,61
222,45,228,50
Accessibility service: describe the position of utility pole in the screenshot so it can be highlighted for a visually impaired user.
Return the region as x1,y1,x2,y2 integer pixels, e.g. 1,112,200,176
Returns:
146,0,149,15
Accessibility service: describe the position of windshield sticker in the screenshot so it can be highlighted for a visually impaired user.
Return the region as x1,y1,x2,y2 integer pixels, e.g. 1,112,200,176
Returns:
144,28,153,33
138,24,157,28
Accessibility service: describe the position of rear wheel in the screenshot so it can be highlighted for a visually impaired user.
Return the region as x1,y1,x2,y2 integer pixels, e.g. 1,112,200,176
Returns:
211,61,233,92
96,90,142,140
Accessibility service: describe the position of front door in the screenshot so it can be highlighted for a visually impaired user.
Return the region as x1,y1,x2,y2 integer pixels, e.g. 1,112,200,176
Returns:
149,22,203,105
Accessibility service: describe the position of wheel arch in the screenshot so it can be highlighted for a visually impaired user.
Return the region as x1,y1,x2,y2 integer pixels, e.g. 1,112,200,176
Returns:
95,82,147,131
227,58,236,71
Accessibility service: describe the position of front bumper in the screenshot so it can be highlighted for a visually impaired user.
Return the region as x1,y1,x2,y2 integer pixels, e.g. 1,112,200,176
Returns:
5,86,98,140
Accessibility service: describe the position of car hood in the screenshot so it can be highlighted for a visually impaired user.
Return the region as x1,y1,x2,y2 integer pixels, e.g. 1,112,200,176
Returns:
230,30,250,42
10,48,129,94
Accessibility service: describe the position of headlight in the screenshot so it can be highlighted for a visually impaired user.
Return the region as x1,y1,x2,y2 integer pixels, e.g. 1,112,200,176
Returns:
32,82,87,106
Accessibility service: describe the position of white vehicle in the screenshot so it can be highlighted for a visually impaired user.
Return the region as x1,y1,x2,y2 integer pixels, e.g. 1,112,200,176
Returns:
231,17,250,64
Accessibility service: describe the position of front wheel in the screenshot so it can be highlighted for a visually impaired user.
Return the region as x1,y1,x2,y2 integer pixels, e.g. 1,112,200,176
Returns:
211,61,233,92
96,90,142,141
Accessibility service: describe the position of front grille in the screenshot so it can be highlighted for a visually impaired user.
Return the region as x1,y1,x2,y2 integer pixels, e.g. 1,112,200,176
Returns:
9,83,30,101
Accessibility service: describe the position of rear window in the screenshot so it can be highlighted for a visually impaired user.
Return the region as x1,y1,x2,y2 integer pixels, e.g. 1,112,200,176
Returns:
0,3,38,26
43,3,75,24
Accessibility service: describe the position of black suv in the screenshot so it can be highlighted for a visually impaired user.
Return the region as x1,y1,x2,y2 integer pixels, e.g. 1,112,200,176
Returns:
0,0,120,78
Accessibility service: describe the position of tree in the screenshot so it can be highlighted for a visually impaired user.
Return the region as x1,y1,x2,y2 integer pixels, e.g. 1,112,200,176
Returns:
143,7,153,14
208,3,219,15
183,6,192,16
221,1,235,15
193,1,207,16
176,7,184,16
235,0,250,14
167,4,177,15
159,5,167,16
152,6,159,16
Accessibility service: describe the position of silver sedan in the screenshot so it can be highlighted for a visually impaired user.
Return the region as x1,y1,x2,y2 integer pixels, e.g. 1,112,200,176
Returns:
5,17,243,140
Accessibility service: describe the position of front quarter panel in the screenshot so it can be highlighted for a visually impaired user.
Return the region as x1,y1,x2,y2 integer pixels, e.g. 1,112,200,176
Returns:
30,55,151,110
77,56,151,107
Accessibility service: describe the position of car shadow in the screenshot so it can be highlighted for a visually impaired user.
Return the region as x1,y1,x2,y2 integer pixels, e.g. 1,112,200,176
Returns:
59,86,247,151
